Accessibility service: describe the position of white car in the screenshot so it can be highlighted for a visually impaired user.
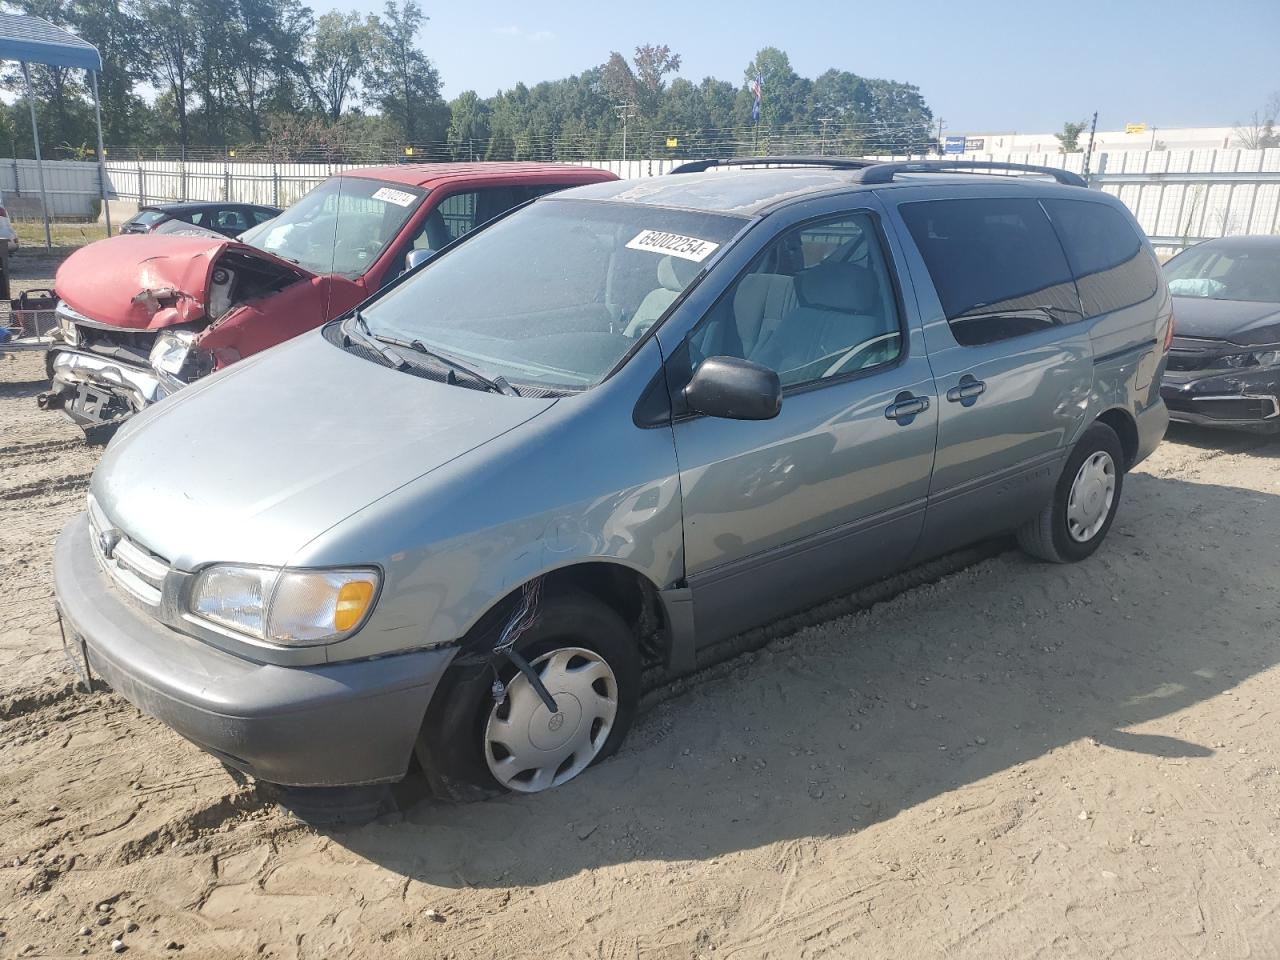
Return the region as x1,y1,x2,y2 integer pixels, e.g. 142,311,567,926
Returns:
0,192,19,252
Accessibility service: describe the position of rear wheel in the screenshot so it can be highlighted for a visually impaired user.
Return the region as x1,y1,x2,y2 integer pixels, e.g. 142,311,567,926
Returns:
1017,422,1124,563
415,590,640,802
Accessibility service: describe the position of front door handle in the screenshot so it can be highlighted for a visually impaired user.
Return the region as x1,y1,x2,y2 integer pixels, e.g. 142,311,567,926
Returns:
946,375,986,406
884,392,930,424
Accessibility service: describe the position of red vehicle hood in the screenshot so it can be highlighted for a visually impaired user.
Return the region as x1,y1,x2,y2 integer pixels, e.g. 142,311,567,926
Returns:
55,234,314,329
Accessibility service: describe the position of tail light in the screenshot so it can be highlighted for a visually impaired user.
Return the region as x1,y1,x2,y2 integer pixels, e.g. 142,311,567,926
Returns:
1162,313,1175,353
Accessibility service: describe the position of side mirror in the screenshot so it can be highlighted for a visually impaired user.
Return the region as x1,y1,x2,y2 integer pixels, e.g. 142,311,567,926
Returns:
404,248,436,273
684,356,782,421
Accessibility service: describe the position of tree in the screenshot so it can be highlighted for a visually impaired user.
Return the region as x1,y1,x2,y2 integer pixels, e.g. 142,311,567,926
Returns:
1055,119,1088,154
600,51,636,108
305,12,377,121
135,0,198,145
364,0,447,143
72,0,149,147
189,0,237,144
632,43,680,116
742,47,804,129
229,0,312,140
1233,93,1280,150
447,90,490,159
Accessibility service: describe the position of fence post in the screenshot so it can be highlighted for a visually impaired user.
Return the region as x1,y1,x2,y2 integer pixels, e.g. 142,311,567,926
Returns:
137,162,146,207
223,159,231,201
272,161,280,207
180,145,187,201
1090,153,1107,189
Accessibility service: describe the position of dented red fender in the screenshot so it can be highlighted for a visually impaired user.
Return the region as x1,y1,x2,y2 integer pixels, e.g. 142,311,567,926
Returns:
198,274,365,367
55,233,323,327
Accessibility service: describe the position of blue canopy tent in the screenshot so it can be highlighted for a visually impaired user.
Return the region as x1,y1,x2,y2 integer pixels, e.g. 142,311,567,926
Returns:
0,13,110,249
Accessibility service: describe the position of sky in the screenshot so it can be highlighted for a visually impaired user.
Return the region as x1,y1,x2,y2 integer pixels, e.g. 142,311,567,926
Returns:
329,0,1280,134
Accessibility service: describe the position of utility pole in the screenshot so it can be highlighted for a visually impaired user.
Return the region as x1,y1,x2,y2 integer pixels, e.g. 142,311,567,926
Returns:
614,102,636,161
1083,110,1099,181
936,117,945,157
818,117,834,156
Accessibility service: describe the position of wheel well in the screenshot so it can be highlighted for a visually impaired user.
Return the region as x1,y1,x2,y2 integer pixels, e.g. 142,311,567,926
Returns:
1096,408,1138,469
461,563,670,672
541,563,669,670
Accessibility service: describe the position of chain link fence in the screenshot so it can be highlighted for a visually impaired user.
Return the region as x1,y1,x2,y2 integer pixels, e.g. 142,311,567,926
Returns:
3,139,1279,260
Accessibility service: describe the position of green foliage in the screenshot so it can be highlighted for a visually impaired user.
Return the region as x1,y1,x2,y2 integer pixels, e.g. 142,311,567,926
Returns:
363,1,446,143
1055,119,1089,154
306,12,379,121
0,8,934,164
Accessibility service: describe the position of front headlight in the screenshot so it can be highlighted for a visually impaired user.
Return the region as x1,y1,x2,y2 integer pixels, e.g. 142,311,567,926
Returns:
149,330,196,376
1221,348,1280,369
189,564,380,646
55,303,80,346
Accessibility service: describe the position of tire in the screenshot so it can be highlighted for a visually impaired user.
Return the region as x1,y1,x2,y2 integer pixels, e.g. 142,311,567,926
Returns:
1017,422,1125,564
264,783,393,826
81,423,119,446
415,589,640,802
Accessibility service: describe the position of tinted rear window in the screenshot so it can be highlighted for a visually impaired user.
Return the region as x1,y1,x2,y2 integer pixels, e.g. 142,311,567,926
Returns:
898,197,1082,347
131,210,167,226
1043,199,1158,317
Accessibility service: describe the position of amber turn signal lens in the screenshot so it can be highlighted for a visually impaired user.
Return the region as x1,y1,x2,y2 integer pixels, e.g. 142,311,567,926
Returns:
334,580,376,632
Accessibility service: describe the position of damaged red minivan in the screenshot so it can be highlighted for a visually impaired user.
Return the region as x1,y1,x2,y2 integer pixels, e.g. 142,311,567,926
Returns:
41,162,617,436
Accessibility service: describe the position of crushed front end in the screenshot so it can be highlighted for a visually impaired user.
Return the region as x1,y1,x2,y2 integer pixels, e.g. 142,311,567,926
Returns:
37,235,311,437
39,300,209,433
1161,335,1280,432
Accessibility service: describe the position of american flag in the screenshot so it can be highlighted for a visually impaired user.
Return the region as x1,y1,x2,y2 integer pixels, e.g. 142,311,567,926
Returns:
751,75,762,122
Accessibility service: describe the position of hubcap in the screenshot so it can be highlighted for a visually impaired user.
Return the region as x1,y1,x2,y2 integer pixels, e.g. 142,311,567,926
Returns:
1066,450,1116,542
484,647,618,793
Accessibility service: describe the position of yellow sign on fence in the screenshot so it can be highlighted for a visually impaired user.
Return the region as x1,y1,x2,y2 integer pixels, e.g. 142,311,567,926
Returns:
1125,123,1147,135
666,137,679,149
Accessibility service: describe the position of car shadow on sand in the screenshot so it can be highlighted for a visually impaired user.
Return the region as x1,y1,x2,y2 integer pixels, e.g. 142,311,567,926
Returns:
1165,421,1280,456
326,469,1280,889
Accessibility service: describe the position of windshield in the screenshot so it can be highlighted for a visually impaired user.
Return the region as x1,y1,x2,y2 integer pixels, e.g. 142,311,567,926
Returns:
238,176,425,278
130,209,168,226
360,198,746,390
1164,244,1280,303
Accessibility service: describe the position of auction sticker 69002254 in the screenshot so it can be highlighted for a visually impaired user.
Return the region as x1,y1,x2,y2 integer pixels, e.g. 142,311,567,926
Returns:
626,230,721,262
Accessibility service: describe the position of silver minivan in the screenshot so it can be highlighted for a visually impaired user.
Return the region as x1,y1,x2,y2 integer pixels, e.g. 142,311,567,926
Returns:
54,159,1171,799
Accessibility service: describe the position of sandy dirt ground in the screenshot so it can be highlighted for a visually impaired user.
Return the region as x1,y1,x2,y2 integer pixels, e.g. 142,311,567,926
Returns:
2,254,1280,959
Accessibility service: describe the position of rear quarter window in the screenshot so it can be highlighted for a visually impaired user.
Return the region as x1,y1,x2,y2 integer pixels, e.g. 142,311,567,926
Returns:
898,197,1082,347
1042,199,1159,317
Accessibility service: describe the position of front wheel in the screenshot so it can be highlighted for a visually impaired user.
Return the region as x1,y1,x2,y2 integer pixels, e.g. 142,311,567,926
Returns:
415,590,640,802
1017,422,1124,563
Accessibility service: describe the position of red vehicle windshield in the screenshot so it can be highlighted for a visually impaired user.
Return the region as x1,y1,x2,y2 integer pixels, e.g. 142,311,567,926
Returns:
238,176,426,279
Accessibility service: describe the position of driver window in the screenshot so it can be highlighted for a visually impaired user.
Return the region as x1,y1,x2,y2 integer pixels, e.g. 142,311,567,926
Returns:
690,211,903,388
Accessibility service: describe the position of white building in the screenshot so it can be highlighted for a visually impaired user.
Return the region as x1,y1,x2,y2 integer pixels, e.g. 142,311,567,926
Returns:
950,126,1242,155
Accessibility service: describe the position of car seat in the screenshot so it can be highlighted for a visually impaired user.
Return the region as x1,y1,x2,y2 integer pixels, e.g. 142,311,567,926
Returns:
733,273,797,358
625,256,698,337
751,262,886,383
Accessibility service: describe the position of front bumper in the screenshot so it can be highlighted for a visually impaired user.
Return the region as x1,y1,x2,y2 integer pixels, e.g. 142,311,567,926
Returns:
54,513,457,786
40,346,175,428
1160,368,1280,431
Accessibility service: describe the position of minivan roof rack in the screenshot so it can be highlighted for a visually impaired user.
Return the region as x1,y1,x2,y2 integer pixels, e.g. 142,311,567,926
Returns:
670,156,877,174
854,160,1088,188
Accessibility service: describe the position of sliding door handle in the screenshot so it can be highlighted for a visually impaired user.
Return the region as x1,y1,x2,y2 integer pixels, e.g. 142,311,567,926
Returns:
946,375,986,406
885,392,930,423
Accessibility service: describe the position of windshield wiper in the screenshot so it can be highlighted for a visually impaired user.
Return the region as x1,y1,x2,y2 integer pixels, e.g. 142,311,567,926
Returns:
343,310,409,370
372,332,521,396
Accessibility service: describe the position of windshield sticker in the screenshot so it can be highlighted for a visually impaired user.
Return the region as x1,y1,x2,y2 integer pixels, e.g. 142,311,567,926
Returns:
371,186,417,207
626,230,720,262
